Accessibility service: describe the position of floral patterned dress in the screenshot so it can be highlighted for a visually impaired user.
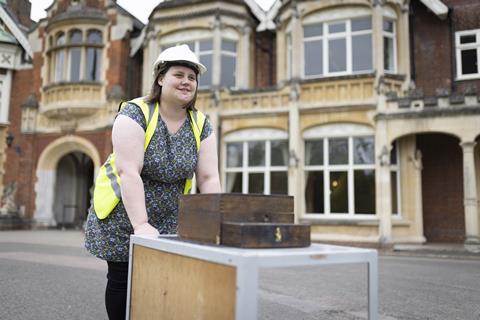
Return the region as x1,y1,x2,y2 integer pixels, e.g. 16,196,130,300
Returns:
84,103,212,262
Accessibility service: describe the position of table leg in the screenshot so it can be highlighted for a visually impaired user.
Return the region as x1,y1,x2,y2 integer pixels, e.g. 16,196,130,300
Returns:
367,253,379,320
236,263,258,320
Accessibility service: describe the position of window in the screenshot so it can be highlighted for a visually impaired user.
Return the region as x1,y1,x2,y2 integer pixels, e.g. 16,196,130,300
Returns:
49,28,103,83
303,17,372,78
287,32,292,78
456,29,480,79
383,19,396,73
304,124,375,216
224,129,289,195
390,142,400,216
85,30,103,81
221,39,237,88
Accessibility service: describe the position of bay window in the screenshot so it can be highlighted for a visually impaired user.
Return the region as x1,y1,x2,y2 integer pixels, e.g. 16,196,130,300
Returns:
303,16,372,78
49,28,103,84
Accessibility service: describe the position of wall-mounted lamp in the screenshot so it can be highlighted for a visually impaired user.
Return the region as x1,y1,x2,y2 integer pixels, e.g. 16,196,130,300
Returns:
378,145,390,167
6,132,14,148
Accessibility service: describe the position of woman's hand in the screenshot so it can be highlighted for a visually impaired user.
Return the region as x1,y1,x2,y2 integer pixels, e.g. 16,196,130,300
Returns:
133,222,160,237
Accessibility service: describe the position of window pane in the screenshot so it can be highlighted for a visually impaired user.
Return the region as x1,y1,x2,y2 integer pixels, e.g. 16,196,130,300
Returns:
271,172,288,195
271,140,288,166
383,20,394,33
330,171,348,213
352,34,372,71
384,36,394,72
226,172,242,193
461,49,478,75
248,141,265,166
352,17,372,31
184,42,195,51
69,30,82,44
460,34,476,44
354,170,375,214
86,48,101,81
305,171,324,213
329,38,346,72
353,136,374,164
69,48,81,81
304,40,323,76
227,142,243,167
390,142,397,165
222,40,236,52
249,173,264,194
200,39,213,51
199,54,212,87
329,22,345,33
391,171,398,214
221,55,236,87
304,24,323,38
56,33,65,46
55,50,65,81
329,138,348,165
87,30,102,44
305,140,323,166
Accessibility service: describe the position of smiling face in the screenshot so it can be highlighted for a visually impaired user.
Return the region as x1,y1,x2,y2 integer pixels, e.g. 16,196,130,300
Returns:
158,65,198,107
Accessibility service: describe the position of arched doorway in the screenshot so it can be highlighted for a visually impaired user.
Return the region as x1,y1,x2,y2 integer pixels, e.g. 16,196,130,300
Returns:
34,135,101,226
54,152,94,228
417,133,465,242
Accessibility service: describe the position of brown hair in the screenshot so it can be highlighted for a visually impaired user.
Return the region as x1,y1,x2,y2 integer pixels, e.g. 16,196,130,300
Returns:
145,62,199,111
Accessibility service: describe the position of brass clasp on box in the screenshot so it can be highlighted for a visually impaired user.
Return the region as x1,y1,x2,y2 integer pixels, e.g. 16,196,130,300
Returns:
275,227,282,242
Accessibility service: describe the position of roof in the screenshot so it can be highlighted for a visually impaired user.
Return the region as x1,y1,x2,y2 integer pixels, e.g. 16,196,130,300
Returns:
0,4,32,57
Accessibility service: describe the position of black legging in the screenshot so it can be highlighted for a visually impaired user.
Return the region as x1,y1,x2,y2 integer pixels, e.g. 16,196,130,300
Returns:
105,261,129,320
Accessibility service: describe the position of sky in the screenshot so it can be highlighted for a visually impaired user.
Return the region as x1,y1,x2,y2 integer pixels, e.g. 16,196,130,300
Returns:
30,0,276,23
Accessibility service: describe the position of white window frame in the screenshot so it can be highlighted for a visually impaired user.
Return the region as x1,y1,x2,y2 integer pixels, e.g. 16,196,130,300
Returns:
383,18,397,74
223,129,289,195
49,28,104,84
390,141,401,217
220,39,237,89
303,124,376,219
455,29,480,80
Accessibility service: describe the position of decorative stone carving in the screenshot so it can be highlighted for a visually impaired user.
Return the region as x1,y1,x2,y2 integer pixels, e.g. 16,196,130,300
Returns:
0,182,18,215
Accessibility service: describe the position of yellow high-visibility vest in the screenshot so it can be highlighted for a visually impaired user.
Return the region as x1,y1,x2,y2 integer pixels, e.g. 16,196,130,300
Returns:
93,97,206,220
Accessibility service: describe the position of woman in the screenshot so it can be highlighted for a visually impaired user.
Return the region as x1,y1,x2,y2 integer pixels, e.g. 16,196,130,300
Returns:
85,44,221,320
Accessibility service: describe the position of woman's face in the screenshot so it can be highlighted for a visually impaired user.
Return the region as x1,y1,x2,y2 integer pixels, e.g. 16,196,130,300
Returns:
158,65,197,106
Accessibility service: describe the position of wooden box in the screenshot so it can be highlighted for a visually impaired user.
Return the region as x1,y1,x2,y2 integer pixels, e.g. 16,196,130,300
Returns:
178,193,310,248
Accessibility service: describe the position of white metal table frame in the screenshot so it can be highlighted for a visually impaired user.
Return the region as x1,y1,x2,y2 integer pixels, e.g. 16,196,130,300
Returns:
126,235,378,320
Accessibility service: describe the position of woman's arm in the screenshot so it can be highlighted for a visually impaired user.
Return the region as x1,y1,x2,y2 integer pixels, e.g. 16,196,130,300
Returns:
196,132,221,193
113,114,159,236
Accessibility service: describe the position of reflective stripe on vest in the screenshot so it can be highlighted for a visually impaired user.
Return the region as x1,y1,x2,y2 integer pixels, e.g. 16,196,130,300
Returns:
93,98,205,219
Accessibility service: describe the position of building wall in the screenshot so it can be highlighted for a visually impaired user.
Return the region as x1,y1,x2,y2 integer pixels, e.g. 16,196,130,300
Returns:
412,0,480,96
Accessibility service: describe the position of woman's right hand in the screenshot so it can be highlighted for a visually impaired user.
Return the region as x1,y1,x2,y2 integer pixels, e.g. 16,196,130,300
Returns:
133,222,160,237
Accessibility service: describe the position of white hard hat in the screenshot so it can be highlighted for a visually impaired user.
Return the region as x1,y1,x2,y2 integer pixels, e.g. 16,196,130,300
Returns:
152,44,207,78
